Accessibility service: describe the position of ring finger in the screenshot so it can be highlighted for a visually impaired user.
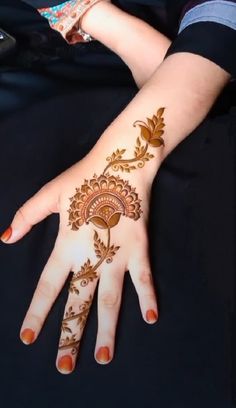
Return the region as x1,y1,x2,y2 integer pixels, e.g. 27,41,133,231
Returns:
95,263,125,364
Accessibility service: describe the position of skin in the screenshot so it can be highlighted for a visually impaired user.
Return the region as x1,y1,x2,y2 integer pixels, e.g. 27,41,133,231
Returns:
58,108,165,363
0,2,231,374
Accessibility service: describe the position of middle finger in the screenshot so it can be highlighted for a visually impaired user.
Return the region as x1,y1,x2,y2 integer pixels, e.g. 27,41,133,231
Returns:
56,261,99,374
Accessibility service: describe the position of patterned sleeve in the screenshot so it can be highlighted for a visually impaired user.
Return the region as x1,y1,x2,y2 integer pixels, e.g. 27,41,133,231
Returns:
165,0,236,77
23,0,102,43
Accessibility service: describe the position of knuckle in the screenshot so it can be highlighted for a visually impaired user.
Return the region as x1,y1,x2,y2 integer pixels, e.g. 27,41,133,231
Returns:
16,206,31,226
138,270,153,286
39,181,53,194
27,312,44,327
37,278,57,299
99,291,119,308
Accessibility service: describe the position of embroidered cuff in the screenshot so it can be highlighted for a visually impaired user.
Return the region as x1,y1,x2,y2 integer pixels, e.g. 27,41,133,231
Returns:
38,0,102,44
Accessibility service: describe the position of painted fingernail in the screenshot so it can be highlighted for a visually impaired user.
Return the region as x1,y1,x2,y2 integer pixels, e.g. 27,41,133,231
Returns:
146,309,158,323
1,226,12,242
96,347,110,364
57,355,73,374
20,328,35,345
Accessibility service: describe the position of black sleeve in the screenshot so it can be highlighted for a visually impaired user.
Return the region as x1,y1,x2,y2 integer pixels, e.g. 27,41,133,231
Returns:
165,2,236,77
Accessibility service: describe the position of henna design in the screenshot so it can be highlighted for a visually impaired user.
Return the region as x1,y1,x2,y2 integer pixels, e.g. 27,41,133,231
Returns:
59,296,93,354
69,259,98,295
68,173,142,231
60,108,165,356
59,335,80,355
103,108,165,174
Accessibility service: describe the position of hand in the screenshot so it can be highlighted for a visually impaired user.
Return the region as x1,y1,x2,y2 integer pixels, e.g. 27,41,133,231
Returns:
1,108,166,373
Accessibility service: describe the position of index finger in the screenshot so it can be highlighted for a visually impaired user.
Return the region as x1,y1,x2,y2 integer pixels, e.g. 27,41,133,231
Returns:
20,250,70,345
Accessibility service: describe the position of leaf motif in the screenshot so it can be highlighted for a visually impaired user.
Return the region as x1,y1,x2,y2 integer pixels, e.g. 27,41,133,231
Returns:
156,107,165,118
94,231,107,258
149,138,165,147
138,125,151,142
146,152,154,159
153,130,164,139
106,244,120,261
107,148,126,163
147,118,155,131
108,212,121,228
64,326,72,333
134,138,143,157
155,122,165,131
152,115,157,125
90,216,108,229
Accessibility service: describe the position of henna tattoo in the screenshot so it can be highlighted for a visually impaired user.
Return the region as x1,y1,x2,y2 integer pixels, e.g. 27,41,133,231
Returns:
103,108,165,174
68,173,142,231
60,108,165,356
59,296,93,354
59,335,80,355
69,259,98,295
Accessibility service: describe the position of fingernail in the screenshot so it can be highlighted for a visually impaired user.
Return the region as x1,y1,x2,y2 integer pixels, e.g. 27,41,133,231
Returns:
57,355,73,374
1,226,12,242
20,328,35,345
96,346,110,364
146,309,158,323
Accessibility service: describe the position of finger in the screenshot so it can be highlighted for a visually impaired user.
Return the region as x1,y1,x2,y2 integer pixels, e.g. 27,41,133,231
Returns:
95,265,124,365
56,265,99,374
20,249,70,345
128,245,158,324
1,182,58,244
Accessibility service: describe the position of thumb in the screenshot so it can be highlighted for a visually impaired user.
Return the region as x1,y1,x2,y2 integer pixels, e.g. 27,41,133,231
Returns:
1,182,59,244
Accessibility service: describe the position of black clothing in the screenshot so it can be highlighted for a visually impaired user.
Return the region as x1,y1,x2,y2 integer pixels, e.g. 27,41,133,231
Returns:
0,1,235,407
21,0,236,76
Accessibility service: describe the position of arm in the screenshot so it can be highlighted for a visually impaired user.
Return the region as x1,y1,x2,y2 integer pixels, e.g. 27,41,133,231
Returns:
37,0,171,87
79,1,171,87
3,51,230,370
88,52,230,179
2,0,235,372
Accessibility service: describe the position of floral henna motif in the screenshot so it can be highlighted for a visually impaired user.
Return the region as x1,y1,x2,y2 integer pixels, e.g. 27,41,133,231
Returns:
60,108,165,356
69,259,98,295
68,173,142,231
103,107,165,174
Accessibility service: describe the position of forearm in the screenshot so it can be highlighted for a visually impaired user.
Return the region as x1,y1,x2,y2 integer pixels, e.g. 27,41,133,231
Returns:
87,52,230,182
80,2,171,87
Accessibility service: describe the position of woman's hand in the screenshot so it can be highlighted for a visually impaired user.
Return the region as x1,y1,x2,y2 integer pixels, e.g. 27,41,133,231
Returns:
1,108,166,373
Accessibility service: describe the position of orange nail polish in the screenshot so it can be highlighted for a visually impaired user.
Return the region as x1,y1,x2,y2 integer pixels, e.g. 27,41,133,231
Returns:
20,328,35,345
58,355,73,374
1,226,12,242
96,347,110,364
146,309,158,323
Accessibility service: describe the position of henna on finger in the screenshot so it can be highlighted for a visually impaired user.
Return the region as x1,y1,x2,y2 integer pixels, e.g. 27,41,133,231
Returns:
59,295,93,354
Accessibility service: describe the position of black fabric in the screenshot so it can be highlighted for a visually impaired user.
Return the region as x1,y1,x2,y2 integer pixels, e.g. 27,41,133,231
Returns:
165,22,236,77
21,0,236,77
1,1,236,407
22,0,66,7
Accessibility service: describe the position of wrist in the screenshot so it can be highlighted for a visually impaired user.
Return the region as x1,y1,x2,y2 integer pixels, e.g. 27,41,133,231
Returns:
87,107,165,188
80,1,119,39
80,2,141,58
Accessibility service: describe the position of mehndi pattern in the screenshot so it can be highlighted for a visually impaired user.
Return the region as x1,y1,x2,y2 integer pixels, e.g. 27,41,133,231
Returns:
59,108,165,354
